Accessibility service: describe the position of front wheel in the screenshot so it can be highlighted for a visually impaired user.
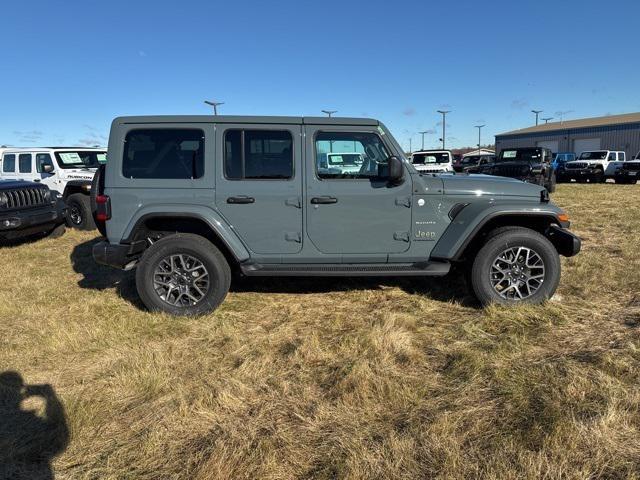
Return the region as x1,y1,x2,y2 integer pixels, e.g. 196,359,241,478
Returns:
135,233,231,316
66,193,96,230
470,227,560,305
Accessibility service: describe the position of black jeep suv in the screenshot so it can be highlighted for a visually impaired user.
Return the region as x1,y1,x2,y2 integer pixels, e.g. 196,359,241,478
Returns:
468,147,556,193
0,180,66,242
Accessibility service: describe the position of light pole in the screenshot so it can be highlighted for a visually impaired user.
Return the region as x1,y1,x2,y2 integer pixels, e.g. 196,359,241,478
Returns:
437,110,450,149
409,137,412,153
542,117,553,124
204,100,224,115
475,125,485,153
419,130,429,150
531,109,543,126
321,110,337,117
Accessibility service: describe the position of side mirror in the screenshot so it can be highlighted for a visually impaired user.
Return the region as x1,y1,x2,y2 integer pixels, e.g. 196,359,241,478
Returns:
42,164,54,173
387,156,404,184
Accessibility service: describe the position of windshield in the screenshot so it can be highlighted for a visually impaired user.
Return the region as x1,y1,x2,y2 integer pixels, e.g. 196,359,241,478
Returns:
54,151,106,169
328,153,362,166
498,149,541,163
412,152,450,165
578,151,607,160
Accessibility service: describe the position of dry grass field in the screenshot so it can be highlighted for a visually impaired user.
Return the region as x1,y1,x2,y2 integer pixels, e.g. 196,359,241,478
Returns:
1,184,639,479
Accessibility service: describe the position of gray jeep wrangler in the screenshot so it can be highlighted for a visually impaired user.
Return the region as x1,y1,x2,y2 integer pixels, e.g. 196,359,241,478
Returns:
92,116,581,315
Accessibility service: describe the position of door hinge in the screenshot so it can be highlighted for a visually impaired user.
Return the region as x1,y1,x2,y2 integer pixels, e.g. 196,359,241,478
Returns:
285,197,301,208
395,196,411,208
393,231,410,242
285,232,302,243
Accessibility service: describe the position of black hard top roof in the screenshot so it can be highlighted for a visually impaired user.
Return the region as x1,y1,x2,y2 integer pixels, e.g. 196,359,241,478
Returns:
114,115,380,126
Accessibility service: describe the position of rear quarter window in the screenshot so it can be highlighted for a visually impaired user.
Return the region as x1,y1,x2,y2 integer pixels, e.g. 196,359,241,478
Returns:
122,129,204,179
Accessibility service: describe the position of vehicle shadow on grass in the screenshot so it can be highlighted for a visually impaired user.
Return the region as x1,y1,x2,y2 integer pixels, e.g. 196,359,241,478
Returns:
231,268,479,307
70,237,143,309
0,371,69,480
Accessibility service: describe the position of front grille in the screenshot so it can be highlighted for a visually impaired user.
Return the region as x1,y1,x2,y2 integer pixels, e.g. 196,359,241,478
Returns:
623,162,640,171
1,187,49,210
566,162,588,169
492,165,528,177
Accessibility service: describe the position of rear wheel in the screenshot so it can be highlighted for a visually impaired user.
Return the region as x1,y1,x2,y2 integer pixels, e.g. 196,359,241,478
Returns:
66,193,95,230
470,227,560,305
136,234,231,316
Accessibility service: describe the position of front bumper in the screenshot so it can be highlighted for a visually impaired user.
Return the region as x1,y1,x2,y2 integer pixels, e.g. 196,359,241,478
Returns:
565,168,599,179
546,226,581,257
0,201,66,240
93,240,146,270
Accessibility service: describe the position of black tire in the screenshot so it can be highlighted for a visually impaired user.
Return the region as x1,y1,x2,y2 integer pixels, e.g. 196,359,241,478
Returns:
47,224,66,239
135,233,231,316
90,165,107,237
470,227,560,306
592,168,605,184
66,193,96,230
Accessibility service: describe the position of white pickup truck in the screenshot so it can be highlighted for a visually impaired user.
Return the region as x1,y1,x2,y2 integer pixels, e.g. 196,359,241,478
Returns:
410,150,454,174
563,150,626,183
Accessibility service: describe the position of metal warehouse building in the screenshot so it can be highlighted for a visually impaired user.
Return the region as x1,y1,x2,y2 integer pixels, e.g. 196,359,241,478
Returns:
495,112,640,158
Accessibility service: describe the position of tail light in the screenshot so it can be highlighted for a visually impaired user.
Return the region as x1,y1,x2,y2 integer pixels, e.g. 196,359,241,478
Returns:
96,194,111,221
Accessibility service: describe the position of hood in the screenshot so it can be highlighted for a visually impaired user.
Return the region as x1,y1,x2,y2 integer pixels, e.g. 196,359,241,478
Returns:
0,179,45,189
439,174,544,197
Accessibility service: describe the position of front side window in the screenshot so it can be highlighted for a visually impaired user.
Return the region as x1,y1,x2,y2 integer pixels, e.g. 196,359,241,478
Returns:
123,129,204,179
36,153,54,173
3,154,16,172
316,131,391,179
18,154,32,173
224,130,293,180
608,152,617,161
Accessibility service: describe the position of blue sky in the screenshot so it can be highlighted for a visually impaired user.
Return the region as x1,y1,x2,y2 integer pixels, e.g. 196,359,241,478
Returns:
1,0,639,150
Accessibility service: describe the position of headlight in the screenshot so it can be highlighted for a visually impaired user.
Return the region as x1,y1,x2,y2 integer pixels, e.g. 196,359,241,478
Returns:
42,189,52,202
0,192,7,209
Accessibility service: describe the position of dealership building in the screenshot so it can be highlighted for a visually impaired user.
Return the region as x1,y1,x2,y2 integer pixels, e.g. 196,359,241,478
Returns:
495,112,640,158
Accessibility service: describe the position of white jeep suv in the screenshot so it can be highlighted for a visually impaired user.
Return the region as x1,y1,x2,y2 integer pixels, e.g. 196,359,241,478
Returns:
0,147,106,229
410,150,454,174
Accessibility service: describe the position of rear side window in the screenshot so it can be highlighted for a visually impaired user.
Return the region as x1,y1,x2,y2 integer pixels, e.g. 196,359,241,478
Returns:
122,129,204,179
19,153,32,173
224,130,293,180
3,154,16,172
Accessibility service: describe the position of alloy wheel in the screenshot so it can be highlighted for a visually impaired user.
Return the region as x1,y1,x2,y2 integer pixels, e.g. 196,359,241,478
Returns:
153,254,210,307
490,246,545,300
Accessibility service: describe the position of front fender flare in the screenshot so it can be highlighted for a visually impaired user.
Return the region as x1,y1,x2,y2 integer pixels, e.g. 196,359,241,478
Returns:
430,201,563,261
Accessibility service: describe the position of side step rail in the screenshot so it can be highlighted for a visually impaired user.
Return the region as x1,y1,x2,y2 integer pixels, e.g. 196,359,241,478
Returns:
240,261,450,277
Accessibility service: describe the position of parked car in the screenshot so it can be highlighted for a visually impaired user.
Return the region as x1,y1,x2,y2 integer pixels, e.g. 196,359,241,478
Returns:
410,150,454,174
317,152,364,176
551,152,576,183
468,147,556,192
0,147,106,229
455,154,495,173
614,151,640,184
563,150,626,183
92,115,580,315
0,180,66,242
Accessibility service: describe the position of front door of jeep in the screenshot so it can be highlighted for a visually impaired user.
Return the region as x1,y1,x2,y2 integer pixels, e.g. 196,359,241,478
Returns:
304,126,413,256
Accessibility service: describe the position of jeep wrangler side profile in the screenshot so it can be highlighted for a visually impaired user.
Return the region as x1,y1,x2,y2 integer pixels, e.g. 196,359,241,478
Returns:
93,116,581,316
0,147,106,230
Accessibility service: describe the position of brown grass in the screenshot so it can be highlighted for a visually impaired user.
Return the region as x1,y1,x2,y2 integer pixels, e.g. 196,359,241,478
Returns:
1,184,639,479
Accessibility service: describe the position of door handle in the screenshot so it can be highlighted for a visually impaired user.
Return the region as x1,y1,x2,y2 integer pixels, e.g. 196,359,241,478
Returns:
310,196,338,204
33,179,41,182
227,196,255,204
